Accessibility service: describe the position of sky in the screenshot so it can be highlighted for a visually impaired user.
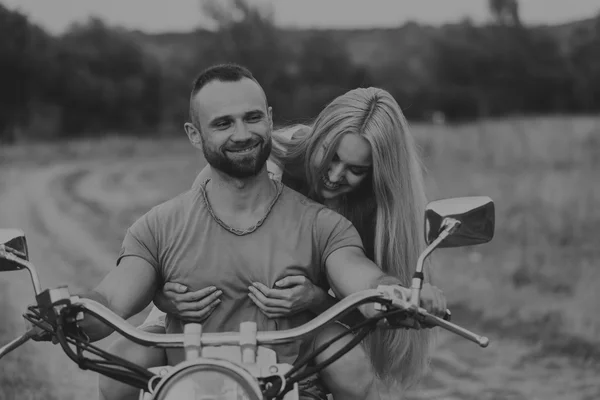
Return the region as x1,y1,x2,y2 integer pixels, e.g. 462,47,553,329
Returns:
3,0,599,35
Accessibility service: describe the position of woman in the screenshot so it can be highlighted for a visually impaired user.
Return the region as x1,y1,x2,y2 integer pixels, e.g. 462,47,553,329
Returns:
103,87,440,400
262,87,436,399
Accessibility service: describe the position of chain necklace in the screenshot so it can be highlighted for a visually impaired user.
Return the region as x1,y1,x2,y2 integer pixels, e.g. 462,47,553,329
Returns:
199,178,284,236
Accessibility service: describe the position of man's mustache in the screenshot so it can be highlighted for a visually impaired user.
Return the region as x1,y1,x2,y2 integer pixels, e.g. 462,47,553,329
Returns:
223,140,263,152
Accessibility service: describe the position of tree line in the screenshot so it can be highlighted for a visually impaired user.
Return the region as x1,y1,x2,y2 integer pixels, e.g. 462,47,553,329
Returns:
1,0,599,142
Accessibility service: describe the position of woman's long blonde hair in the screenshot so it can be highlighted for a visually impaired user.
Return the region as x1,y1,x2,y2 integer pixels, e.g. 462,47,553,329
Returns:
270,87,435,390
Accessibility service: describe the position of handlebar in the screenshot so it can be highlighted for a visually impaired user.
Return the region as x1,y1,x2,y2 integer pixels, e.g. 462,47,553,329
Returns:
64,285,488,349
0,283,488,364
73,289,387,347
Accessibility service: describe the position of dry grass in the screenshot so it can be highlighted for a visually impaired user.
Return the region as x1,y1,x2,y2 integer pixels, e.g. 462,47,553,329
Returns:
411,115,600,352
1,115,599,399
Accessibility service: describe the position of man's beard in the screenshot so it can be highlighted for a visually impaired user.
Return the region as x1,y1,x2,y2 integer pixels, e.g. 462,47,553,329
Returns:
202,137,272,179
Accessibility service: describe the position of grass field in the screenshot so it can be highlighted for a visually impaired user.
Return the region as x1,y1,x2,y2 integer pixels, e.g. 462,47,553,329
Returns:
1,114,599,399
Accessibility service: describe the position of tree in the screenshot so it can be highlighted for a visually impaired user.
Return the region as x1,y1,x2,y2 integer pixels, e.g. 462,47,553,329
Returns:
194,0,367,122
565,14,600,111
0,5,65,142
489,0,521,27
57,18,163,136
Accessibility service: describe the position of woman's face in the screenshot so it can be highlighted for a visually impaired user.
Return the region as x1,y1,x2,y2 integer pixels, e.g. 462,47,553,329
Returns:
315,133,373,200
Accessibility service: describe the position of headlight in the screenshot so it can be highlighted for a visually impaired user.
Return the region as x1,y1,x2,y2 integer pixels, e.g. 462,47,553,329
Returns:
152,360,262,400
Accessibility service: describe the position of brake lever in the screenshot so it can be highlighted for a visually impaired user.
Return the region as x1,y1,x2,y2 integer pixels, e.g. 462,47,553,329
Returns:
23,316,56,343
0,328,36,359
375,285,488,347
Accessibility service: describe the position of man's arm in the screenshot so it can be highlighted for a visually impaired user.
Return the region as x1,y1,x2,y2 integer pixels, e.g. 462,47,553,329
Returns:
314,207,407,317
324,246,407,319
308,290,339,315
325,246,402,298
78,256,159,342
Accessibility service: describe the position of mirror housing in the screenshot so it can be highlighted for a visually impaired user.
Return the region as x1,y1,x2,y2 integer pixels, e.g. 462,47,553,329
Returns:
425,196,494,248
0,229,30,271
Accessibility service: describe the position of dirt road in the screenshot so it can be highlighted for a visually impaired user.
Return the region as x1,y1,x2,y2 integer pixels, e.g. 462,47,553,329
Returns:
1,151,599,400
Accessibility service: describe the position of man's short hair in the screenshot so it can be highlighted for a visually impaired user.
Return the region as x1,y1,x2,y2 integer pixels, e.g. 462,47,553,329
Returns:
189,63,261,125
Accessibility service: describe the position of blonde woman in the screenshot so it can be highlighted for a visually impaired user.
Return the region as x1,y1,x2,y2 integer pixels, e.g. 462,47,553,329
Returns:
122,87,440,400
268,87,435,398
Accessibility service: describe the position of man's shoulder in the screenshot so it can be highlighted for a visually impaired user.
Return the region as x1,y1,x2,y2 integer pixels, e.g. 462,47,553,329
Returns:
138,189,202,225
280,185,323,210
279,185,349,223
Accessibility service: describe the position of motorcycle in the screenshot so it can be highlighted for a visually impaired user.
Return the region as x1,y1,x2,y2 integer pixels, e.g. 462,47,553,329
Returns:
0,195,495,400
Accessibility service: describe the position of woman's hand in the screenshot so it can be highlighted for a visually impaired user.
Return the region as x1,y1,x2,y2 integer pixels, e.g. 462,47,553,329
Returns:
153,282,222,323
248,276,328,318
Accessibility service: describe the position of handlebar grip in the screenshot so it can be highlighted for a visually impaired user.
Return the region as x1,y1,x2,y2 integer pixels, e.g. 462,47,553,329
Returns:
421,312,489,347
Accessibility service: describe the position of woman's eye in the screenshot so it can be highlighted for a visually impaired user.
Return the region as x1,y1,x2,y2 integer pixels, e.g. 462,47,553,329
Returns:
350,168,368,175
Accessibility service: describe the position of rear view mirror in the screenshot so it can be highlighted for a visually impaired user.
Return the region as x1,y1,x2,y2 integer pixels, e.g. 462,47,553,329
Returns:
425,196,494,248
0,229,30,271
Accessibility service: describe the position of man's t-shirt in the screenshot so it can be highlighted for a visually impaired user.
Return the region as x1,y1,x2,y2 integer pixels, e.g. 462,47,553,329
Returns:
117,179,364,366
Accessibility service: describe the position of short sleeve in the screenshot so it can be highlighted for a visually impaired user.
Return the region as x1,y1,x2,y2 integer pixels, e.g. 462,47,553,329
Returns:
116,210,160,276
313,207,365,269
191,165,211,190
266,159,283,181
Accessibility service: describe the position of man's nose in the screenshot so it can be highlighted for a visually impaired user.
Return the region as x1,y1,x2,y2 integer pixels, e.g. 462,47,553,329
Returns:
231,120,252,141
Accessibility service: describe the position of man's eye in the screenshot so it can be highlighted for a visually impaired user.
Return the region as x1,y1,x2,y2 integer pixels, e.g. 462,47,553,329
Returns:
216,121,230,129
247,115,262,122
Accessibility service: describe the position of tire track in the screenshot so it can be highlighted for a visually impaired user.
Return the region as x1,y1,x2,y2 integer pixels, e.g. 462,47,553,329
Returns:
0,157,189,399
0,164,105,400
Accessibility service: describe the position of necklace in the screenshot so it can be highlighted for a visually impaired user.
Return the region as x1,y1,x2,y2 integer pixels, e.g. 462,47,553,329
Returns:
200,178,284,236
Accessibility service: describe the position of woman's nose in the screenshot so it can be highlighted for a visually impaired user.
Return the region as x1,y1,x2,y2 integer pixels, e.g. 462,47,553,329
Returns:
328,163,345,183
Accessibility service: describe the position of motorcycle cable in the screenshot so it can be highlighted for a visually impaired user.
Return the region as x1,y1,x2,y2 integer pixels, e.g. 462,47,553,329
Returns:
55,322,150,390
264,306,410,399
23,303,154,389
22,306,149,389
23,306,60,342
52,306,156,390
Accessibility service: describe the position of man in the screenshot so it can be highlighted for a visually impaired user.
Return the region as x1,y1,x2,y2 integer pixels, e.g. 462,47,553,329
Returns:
82,64,445,400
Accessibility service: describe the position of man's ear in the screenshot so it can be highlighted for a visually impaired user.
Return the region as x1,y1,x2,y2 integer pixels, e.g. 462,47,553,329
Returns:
184,122,202,149
267,106,273,130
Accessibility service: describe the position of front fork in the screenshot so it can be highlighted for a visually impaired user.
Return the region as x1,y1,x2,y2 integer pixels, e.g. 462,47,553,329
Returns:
139,322,299,400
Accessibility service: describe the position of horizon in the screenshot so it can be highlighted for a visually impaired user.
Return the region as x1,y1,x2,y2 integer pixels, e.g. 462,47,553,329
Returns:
2,0,599,35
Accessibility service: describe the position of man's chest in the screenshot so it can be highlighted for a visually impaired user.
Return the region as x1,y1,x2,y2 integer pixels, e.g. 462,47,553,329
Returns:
160,225,323,294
